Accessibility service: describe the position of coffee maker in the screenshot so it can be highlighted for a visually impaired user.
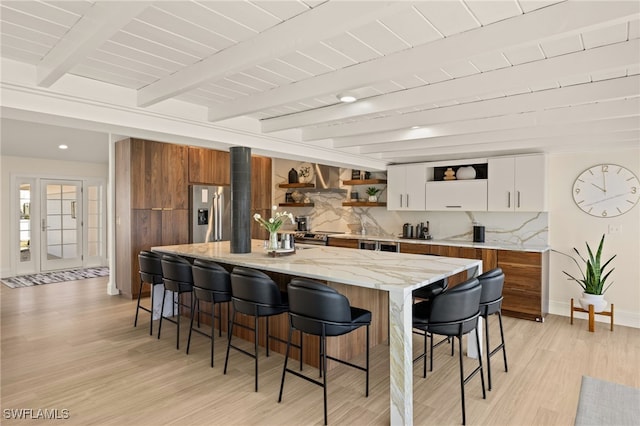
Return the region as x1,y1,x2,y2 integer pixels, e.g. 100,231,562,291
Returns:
295,216,310,232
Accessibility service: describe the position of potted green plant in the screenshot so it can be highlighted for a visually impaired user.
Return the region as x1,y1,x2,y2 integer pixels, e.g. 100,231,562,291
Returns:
554,234,615,312
366,187,381,202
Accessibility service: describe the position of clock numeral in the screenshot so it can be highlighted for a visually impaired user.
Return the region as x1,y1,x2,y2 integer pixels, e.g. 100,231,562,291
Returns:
575,188,580,194
601,210,607,217
632,186,637,194
601,165,608,173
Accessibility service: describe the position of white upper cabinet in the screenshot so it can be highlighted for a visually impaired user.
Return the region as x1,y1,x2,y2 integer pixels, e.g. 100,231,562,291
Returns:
423,158,489,211
488,154,547,212
425,180,488,211
387,163,426,211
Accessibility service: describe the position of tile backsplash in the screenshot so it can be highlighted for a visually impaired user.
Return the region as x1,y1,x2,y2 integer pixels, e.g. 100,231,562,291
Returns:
274,159,548,247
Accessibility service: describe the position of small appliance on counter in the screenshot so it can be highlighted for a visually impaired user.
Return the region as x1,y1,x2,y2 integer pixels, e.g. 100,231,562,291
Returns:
416,221,432,240
402,223,414,239
473,223,485,243
402,221,432,239
295,215,310,232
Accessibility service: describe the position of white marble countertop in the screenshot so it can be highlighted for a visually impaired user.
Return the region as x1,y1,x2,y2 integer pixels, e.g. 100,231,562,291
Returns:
151,240,482,293
329,233,550,252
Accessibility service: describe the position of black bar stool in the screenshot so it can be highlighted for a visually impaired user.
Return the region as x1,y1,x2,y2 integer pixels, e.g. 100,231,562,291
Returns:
413,277,486,425
478,267,508,390
186,259,232,367
279,278,371,426
158,255,194,350
224,267,300,392
134,250,164,335
413,277,448,302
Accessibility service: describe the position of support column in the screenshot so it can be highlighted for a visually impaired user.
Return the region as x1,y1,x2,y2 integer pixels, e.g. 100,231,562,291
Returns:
230,146,251,253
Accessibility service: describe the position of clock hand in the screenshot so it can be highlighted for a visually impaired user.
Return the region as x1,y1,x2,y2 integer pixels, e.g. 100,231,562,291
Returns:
583,192,627,207
602,169,607,193
590,183,606,192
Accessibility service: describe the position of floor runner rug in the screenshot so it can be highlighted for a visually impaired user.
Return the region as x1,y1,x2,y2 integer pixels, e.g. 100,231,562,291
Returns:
1,267,109,288
574,376,640,425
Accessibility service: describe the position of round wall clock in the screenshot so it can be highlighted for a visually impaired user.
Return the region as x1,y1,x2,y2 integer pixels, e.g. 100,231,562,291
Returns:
572,164,640,217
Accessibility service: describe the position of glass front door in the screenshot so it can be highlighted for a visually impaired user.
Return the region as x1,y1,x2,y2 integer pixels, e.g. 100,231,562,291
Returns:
41,180,83,271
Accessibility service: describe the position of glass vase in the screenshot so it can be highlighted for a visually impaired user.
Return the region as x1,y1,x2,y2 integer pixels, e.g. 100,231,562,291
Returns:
267,231,279,251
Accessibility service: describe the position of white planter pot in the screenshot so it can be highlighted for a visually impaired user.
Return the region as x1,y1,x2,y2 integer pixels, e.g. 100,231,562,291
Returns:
368,195,377,202
579,292,608,313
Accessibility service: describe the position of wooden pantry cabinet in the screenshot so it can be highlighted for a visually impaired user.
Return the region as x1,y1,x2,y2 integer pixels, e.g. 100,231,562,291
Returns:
116,139,272,298
116,138,189,298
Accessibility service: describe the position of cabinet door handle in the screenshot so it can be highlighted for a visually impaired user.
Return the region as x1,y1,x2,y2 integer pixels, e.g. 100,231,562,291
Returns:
446,205,462,208
400,194,403,207
517,191,521,208
406,193,409,207
507,192,511,208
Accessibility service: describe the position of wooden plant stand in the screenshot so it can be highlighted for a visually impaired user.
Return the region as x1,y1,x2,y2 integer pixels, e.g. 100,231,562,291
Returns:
570,298,614,332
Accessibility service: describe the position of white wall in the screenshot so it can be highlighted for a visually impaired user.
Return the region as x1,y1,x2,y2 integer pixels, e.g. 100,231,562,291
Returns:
0,155,108,276
548,148,640,328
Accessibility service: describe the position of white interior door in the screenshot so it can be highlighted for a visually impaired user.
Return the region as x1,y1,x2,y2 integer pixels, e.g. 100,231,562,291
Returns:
41,180,83,271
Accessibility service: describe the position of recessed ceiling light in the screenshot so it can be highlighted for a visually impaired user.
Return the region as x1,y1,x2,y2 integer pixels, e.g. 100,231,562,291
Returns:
58,144,68,150
337,93,357,103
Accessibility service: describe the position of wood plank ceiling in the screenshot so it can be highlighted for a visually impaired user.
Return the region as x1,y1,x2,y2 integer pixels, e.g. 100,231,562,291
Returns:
1,0,639,166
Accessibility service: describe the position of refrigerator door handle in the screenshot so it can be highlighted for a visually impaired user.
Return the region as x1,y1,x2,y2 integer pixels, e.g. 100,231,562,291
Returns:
204,194,214,243
212,194,219,241
217,193,223,241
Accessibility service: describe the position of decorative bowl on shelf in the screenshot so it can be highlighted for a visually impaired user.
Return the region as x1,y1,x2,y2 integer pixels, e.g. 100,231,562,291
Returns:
291,190,304,203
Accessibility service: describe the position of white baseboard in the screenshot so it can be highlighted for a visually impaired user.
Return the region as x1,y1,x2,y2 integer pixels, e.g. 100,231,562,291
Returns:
549,300,640,329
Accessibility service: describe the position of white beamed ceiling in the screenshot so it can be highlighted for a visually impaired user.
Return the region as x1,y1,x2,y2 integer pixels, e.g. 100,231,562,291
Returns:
1,0,639,168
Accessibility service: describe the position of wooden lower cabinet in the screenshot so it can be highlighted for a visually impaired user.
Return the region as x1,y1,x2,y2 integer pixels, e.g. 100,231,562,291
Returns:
400,242,497,287
399,242,548,321
327,237,359,249
498,250,549,322
117,209,189,299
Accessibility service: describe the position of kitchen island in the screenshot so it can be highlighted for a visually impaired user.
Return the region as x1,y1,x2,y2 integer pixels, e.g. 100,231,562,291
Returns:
152,240,482,426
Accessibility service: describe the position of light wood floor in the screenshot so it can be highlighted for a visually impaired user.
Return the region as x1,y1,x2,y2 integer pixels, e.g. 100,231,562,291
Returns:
1,277,639,425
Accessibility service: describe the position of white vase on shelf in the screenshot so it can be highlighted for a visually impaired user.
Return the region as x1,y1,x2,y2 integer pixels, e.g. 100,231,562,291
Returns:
456,166,476,180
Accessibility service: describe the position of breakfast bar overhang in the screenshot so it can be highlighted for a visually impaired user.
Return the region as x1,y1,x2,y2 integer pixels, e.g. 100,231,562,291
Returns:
152,240,482,425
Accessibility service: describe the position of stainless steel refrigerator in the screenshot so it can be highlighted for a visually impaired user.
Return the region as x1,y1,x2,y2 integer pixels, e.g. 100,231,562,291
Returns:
189,185,231,243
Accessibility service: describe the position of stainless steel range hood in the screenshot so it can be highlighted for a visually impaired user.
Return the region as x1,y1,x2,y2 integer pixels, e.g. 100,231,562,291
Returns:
308,164,347,193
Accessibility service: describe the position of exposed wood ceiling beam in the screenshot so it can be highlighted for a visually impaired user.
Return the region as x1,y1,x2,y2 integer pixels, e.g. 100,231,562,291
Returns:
137,1,410,107
333,98,639,149
210,0,639,122
367,116,640,157
280,41,640,138
380,130,640,162
37,2,150,87
299,74,640,141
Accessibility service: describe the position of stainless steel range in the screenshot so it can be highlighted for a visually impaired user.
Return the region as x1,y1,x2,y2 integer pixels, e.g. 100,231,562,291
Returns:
293,231,343,246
